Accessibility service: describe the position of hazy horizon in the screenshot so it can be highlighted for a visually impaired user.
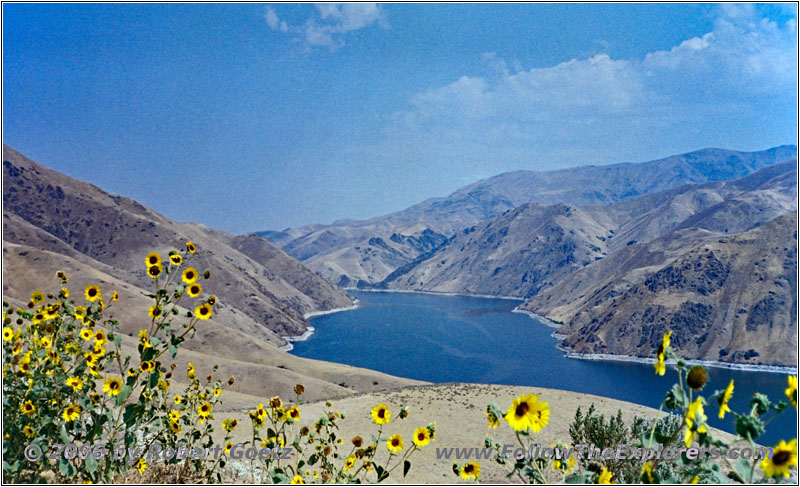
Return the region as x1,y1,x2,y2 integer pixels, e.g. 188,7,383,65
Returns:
3,3,797,233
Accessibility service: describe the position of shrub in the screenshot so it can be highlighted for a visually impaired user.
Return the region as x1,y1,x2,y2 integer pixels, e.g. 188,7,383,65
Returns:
2,244,433,483
462,330,797,484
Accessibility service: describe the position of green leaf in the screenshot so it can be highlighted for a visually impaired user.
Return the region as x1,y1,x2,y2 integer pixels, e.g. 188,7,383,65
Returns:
57,458,76,477
168,344,179,359
308,454,318,466
271,472,290,483
115,385,133,406
85,454,98,474
403,460,411,477
113,334,122,348
733,459,751,482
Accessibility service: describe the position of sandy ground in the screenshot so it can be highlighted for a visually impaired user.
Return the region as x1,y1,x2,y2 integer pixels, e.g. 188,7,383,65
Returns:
209,383,739,484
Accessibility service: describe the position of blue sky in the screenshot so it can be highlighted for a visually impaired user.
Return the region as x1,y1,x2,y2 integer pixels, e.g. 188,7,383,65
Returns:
3,3,797,233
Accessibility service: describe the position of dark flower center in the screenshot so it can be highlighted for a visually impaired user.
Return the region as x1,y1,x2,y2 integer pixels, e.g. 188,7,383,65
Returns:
773,450,791,466
378,409,385,418
111,382,120,390
418,433,425,441
464,464,474,473
88,288,97,297
515,402,530,417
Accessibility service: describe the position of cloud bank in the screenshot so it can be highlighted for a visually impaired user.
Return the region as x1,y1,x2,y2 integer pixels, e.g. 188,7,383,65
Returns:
385,5,797,168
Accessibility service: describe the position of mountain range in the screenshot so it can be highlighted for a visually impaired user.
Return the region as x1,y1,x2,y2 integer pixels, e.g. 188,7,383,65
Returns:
265,147,798,367
263,146,797,287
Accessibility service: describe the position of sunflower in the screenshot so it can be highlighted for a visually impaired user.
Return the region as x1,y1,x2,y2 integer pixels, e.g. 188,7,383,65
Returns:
174,395,182,405
22,425,35,438
147,264,162,278
62,403,81,422
139,361,155,373
654,353,666,376
187,283,202,297
718,380,734,419
3,327,15,342
182,267,198,284
80,328,94,341
21,400,35,415
553,454,576,472
224,441,234,454
598,466,613,484
785,376,797,410
66,376,83,391
169,410,180,422
386,434,403,453
148,305,162,319
169,254,182,266
136,458,147,475
74,306,86,317
460,462,480,480
103,377,123,396
684,397,707,447
198,402,213,418
505,394,550,432
761,439,797,478
94,329,107,345
371,404,391,425
31,291,45,303
145,252,162,267
413,427,431,447
85,285,101,302
187,363,196,379
127,367,137,377
31,312,45,325
111,291,119,302
287,406,300,421
485,409,500,429
44,303,60,319
290,475,303,484
344,455,356,472
186,241,196,253
223,418,238,432
39,336,52,348
60,288,69,299
208,295,217,305
138,329,151,348
194,303,212,320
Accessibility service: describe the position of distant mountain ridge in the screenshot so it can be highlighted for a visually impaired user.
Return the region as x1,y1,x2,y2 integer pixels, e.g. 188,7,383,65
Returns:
263,146,797,286
380,161,797,367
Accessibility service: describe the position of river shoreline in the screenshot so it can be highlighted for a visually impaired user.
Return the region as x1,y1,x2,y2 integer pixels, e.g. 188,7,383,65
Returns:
344,287,525,301
279,300,360,352
328,289,798,374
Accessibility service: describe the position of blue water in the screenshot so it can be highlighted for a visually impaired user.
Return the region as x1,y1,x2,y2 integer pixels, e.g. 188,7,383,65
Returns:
291,291,797,444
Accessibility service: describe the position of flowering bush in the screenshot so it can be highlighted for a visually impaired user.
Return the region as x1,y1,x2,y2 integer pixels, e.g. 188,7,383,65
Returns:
2,245,434,484
460,331,797,484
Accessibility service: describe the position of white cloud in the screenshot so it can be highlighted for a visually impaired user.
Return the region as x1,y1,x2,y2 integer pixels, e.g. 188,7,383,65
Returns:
385,6,796,167
264,7,288,33
266,4,386,50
